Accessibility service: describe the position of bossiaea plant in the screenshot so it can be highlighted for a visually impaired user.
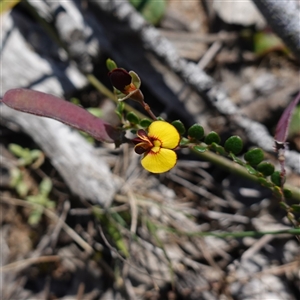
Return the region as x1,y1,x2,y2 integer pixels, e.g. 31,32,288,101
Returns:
1,61,299,211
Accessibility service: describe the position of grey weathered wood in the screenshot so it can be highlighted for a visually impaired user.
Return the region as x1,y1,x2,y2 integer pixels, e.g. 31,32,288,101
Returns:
1,12,87,97
252,0,300,59
1,104,120,207
1,8,121,206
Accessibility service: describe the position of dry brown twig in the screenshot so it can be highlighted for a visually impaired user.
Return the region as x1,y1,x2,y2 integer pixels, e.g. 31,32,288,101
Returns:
0,194,94,254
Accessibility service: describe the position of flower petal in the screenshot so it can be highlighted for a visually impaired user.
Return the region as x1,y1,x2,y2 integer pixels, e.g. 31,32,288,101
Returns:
148,121,180,149
141,148,177,173
134,142,152,154
108,68,132,92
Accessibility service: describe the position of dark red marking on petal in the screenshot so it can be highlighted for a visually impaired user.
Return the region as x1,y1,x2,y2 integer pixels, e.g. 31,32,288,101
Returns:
134,142,152,154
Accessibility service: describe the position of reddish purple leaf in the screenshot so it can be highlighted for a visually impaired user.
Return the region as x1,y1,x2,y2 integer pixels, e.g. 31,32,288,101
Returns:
2,89,124,145
275,91,300,143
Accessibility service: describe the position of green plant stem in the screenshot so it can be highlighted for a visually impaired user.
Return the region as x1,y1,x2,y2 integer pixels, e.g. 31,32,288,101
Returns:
160,226,300,238
191,146,300,202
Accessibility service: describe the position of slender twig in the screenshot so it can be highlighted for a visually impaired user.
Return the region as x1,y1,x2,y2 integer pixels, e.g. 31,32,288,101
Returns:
0,194,94,254
97,224,167,282
0,255,60,273
160,226,300,238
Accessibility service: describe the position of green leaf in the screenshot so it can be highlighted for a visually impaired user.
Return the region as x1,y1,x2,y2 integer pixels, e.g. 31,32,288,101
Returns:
130,0,166,25
256,162,275,176
291,204,300,212
283,189,293,199
87,107,103,118
244,148,264,166
115,102,125,120
193,145,207,153
279,201,289,210
244,164,259,176
188,124,205,140
30,150,43,161
180,137,190,147
28,208,43,226
273,186,282,198
171,120,186,135
257,177,274,188
116,101,125,113
39,178,52,197
204,131,221,145
229,153,244,165
10,168,22,188
271,171,283,186
9,143,27,158
106,58,118,71
210,143,225,155
107,222,129,257
254,31,287,55
140,118,152,128
126,112,140,124
16,181,30,198
224,136,243,155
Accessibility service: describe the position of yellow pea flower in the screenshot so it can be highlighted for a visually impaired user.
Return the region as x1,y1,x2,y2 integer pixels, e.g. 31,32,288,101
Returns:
133,121,180,173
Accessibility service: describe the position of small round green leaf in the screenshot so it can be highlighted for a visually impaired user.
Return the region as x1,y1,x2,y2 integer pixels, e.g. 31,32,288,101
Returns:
188,124,204,140
172,120,186,135
283,189,293,199
204,131,220,145
140,118,152,128
271,171,283,186
224,136,243,154
256,162,275,176
126,112,140,124
244,148,264,166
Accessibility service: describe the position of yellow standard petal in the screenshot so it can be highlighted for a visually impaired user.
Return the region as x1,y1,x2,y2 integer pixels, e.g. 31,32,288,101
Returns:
141,148,177,173
148,121,180,149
